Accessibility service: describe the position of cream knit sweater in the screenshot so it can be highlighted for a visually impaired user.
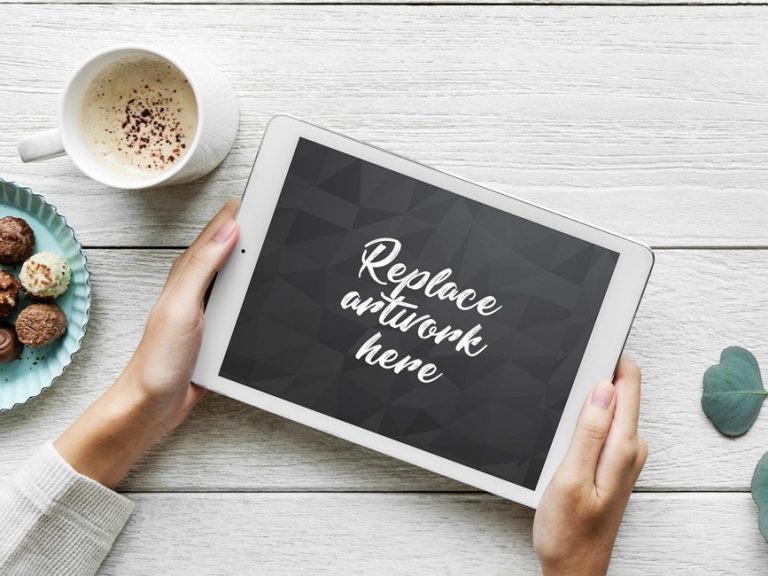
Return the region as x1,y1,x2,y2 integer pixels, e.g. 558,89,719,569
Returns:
0,443,134,575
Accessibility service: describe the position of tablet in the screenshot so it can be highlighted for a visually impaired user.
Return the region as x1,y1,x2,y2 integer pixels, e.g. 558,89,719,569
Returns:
193,115,653,508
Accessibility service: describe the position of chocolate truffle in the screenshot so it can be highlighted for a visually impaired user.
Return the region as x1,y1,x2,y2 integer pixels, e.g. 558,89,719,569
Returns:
20,252,71,299
0,216,35,265
0,270,20,317
15,302,67,347
0,322,22,363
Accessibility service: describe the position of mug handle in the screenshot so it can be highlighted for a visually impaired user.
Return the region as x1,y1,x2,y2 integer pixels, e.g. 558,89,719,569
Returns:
17,129,65,162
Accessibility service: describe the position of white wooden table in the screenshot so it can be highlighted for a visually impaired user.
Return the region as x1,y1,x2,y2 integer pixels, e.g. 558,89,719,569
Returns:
2,2,768,574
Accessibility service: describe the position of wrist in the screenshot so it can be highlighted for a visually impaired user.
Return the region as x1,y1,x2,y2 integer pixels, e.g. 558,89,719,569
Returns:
54,380,166,489
539,554,610,576
112,365,176,437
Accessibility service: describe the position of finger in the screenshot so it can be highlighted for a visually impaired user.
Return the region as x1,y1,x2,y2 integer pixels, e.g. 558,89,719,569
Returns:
594,358,644,494
560,380,617,483
613,355,642,439
177,383,209,420
165,198,241,291
167,197,240,289
189,383,208,404
173,217,239,304
188,198,241,254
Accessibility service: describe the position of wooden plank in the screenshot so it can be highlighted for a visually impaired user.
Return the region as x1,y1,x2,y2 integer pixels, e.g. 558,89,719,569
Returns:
99,492,768,575
2,6,768,247
4,0,768,5
1,248,767,491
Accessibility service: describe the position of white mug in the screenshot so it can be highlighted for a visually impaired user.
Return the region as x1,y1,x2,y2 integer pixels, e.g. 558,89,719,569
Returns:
17,45,239,190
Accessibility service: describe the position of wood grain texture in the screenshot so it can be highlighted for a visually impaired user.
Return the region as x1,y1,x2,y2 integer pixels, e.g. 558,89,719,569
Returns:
3,4,767,571
2,5,768,247
4,0,768,5
1,248,766,491
98,492,768,575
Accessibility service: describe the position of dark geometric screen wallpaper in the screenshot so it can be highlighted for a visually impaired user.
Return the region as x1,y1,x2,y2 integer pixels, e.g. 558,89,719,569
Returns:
220,138,618,490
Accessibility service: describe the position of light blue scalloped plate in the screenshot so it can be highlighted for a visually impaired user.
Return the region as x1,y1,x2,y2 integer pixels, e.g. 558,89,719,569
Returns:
0,179,90,411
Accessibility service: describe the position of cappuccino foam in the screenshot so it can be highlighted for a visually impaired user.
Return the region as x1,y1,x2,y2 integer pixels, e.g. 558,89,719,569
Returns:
81,56,197,178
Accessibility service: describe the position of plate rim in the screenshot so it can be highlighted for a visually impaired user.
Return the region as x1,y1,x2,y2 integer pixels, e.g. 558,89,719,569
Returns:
0,178,92,412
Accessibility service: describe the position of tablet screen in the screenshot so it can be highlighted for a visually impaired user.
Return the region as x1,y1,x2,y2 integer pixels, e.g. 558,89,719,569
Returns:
220,138,618,489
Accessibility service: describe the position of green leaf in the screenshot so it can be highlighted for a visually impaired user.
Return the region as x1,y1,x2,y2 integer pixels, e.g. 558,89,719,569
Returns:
752,453,768,542
702,346,767,437
752,452,768,509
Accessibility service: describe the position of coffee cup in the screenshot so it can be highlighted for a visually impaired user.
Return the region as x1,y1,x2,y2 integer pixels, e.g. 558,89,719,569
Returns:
17,45,239,190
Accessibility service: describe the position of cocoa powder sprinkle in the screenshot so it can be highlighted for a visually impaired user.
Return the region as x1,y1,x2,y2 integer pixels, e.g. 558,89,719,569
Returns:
81,57,196,174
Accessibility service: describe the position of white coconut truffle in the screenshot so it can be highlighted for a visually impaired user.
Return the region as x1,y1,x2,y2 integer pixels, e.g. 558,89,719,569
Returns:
20,251,71,299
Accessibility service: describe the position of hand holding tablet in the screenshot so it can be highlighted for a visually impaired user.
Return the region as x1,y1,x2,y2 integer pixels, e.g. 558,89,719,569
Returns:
534,357,647,574
193,115,653,508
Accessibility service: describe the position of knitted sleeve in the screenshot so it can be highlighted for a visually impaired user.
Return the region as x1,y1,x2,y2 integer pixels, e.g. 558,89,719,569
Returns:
0,442,135,575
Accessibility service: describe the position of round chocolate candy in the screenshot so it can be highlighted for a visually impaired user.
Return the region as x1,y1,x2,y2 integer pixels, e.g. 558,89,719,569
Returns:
0,216,35,265
0,322,22,363
0,270,20,317
15,303,67,348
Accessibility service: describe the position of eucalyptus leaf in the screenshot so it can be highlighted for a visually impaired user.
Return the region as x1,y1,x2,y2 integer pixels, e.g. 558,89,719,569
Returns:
702,346,767,437
752,452,768,509
760,509,768,543
754,453,768,542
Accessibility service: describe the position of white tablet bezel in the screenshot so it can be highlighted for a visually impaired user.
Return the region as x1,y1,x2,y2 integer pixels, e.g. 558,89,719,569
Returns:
193,115,653,508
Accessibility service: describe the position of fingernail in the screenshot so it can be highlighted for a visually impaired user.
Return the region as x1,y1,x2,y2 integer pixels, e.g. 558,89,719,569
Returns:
213,219,237,243
591,380,615,408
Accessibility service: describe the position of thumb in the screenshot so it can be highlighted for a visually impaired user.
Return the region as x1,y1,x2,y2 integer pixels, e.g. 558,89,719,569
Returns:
561,380,616,481
176,218,239,304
